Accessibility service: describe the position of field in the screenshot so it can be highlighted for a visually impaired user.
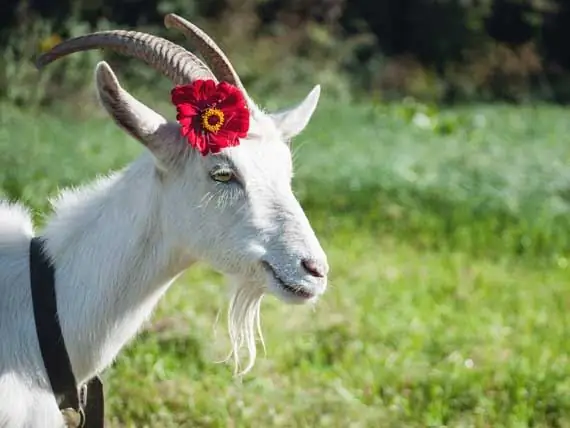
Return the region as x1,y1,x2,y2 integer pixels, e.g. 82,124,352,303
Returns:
2,95,570,427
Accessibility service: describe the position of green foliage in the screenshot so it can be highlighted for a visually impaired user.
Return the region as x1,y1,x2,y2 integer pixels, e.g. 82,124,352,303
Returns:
0,7,113,107
0,2,368,108
5,0,569,106
288,97,570,261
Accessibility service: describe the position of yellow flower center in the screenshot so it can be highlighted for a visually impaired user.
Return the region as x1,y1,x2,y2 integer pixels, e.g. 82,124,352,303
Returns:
201,107,225,133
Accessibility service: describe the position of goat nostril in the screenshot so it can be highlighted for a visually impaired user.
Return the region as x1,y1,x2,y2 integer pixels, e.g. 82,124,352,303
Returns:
301,258,325,278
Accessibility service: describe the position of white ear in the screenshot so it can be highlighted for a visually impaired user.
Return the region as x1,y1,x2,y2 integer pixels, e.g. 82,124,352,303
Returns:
95,61,185,169
269,84,321,140
95,61,167,142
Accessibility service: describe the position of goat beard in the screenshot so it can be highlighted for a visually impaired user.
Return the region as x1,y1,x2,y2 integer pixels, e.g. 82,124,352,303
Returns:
219,278,265,376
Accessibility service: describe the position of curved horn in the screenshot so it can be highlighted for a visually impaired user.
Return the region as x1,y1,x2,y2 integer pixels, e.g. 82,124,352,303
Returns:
163,14,245,92
36,30,215,85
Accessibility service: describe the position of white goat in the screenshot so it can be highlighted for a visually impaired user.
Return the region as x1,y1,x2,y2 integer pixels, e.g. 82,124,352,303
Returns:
0,14,328,427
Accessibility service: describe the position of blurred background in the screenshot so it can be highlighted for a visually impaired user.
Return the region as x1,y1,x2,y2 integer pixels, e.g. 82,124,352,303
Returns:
5,0,570,104
2,0,570,427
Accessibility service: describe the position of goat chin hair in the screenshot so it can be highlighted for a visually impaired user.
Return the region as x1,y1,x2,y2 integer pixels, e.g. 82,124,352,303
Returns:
218,281,266,376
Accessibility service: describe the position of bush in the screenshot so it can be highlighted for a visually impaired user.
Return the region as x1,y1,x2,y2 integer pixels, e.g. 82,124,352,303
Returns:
6,0,570,105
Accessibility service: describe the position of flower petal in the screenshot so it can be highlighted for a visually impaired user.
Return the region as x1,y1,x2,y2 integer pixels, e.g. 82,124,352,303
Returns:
198,80,217,101
208,133,231,153
217,86,246,110
214,130,240,147
176,103,199,117
223,109,250,136
177,117,193,134
194,133,209,155
217,82,243,100
171,85,198,105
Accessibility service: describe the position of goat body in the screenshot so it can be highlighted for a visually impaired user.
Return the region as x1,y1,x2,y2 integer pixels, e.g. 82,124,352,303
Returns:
0,157,189,426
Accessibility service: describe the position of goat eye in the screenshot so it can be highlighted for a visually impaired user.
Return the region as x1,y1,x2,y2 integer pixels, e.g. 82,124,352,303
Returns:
210,169,234,183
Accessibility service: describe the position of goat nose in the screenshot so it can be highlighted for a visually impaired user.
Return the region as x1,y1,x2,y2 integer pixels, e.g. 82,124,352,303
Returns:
301,258,327,278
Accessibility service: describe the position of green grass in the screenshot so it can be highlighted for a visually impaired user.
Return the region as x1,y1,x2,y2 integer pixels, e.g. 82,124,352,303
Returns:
104,233,570,427
2,96,570,427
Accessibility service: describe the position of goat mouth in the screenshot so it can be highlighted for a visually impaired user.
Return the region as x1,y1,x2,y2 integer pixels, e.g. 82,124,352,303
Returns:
262,262,315,300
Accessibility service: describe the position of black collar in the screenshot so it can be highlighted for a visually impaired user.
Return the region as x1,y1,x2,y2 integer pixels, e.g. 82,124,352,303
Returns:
29,237,105,427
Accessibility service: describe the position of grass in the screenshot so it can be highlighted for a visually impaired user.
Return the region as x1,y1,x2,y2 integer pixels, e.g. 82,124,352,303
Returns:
2,94,570,427
104,233,570,427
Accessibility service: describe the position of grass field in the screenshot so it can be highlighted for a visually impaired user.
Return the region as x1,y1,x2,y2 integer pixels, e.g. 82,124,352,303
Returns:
2,95,570,427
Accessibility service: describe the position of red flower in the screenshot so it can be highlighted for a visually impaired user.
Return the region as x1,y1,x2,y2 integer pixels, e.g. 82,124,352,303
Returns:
171,80,250,156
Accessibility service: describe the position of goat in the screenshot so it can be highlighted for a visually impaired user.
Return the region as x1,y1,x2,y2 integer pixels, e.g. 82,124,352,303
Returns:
0,13,328,427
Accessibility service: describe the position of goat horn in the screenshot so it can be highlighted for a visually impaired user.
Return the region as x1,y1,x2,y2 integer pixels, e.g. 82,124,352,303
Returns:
163,14,246,92
35,30,216,85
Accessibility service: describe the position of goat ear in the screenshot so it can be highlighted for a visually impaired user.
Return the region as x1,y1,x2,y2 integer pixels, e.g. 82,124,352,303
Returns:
95,61,184,169
269,84,321,141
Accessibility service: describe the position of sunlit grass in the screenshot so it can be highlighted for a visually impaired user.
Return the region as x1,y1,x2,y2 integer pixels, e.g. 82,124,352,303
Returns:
105,229,570,427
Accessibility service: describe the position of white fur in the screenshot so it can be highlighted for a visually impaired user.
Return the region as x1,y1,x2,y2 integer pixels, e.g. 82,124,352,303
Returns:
0,61,328,426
